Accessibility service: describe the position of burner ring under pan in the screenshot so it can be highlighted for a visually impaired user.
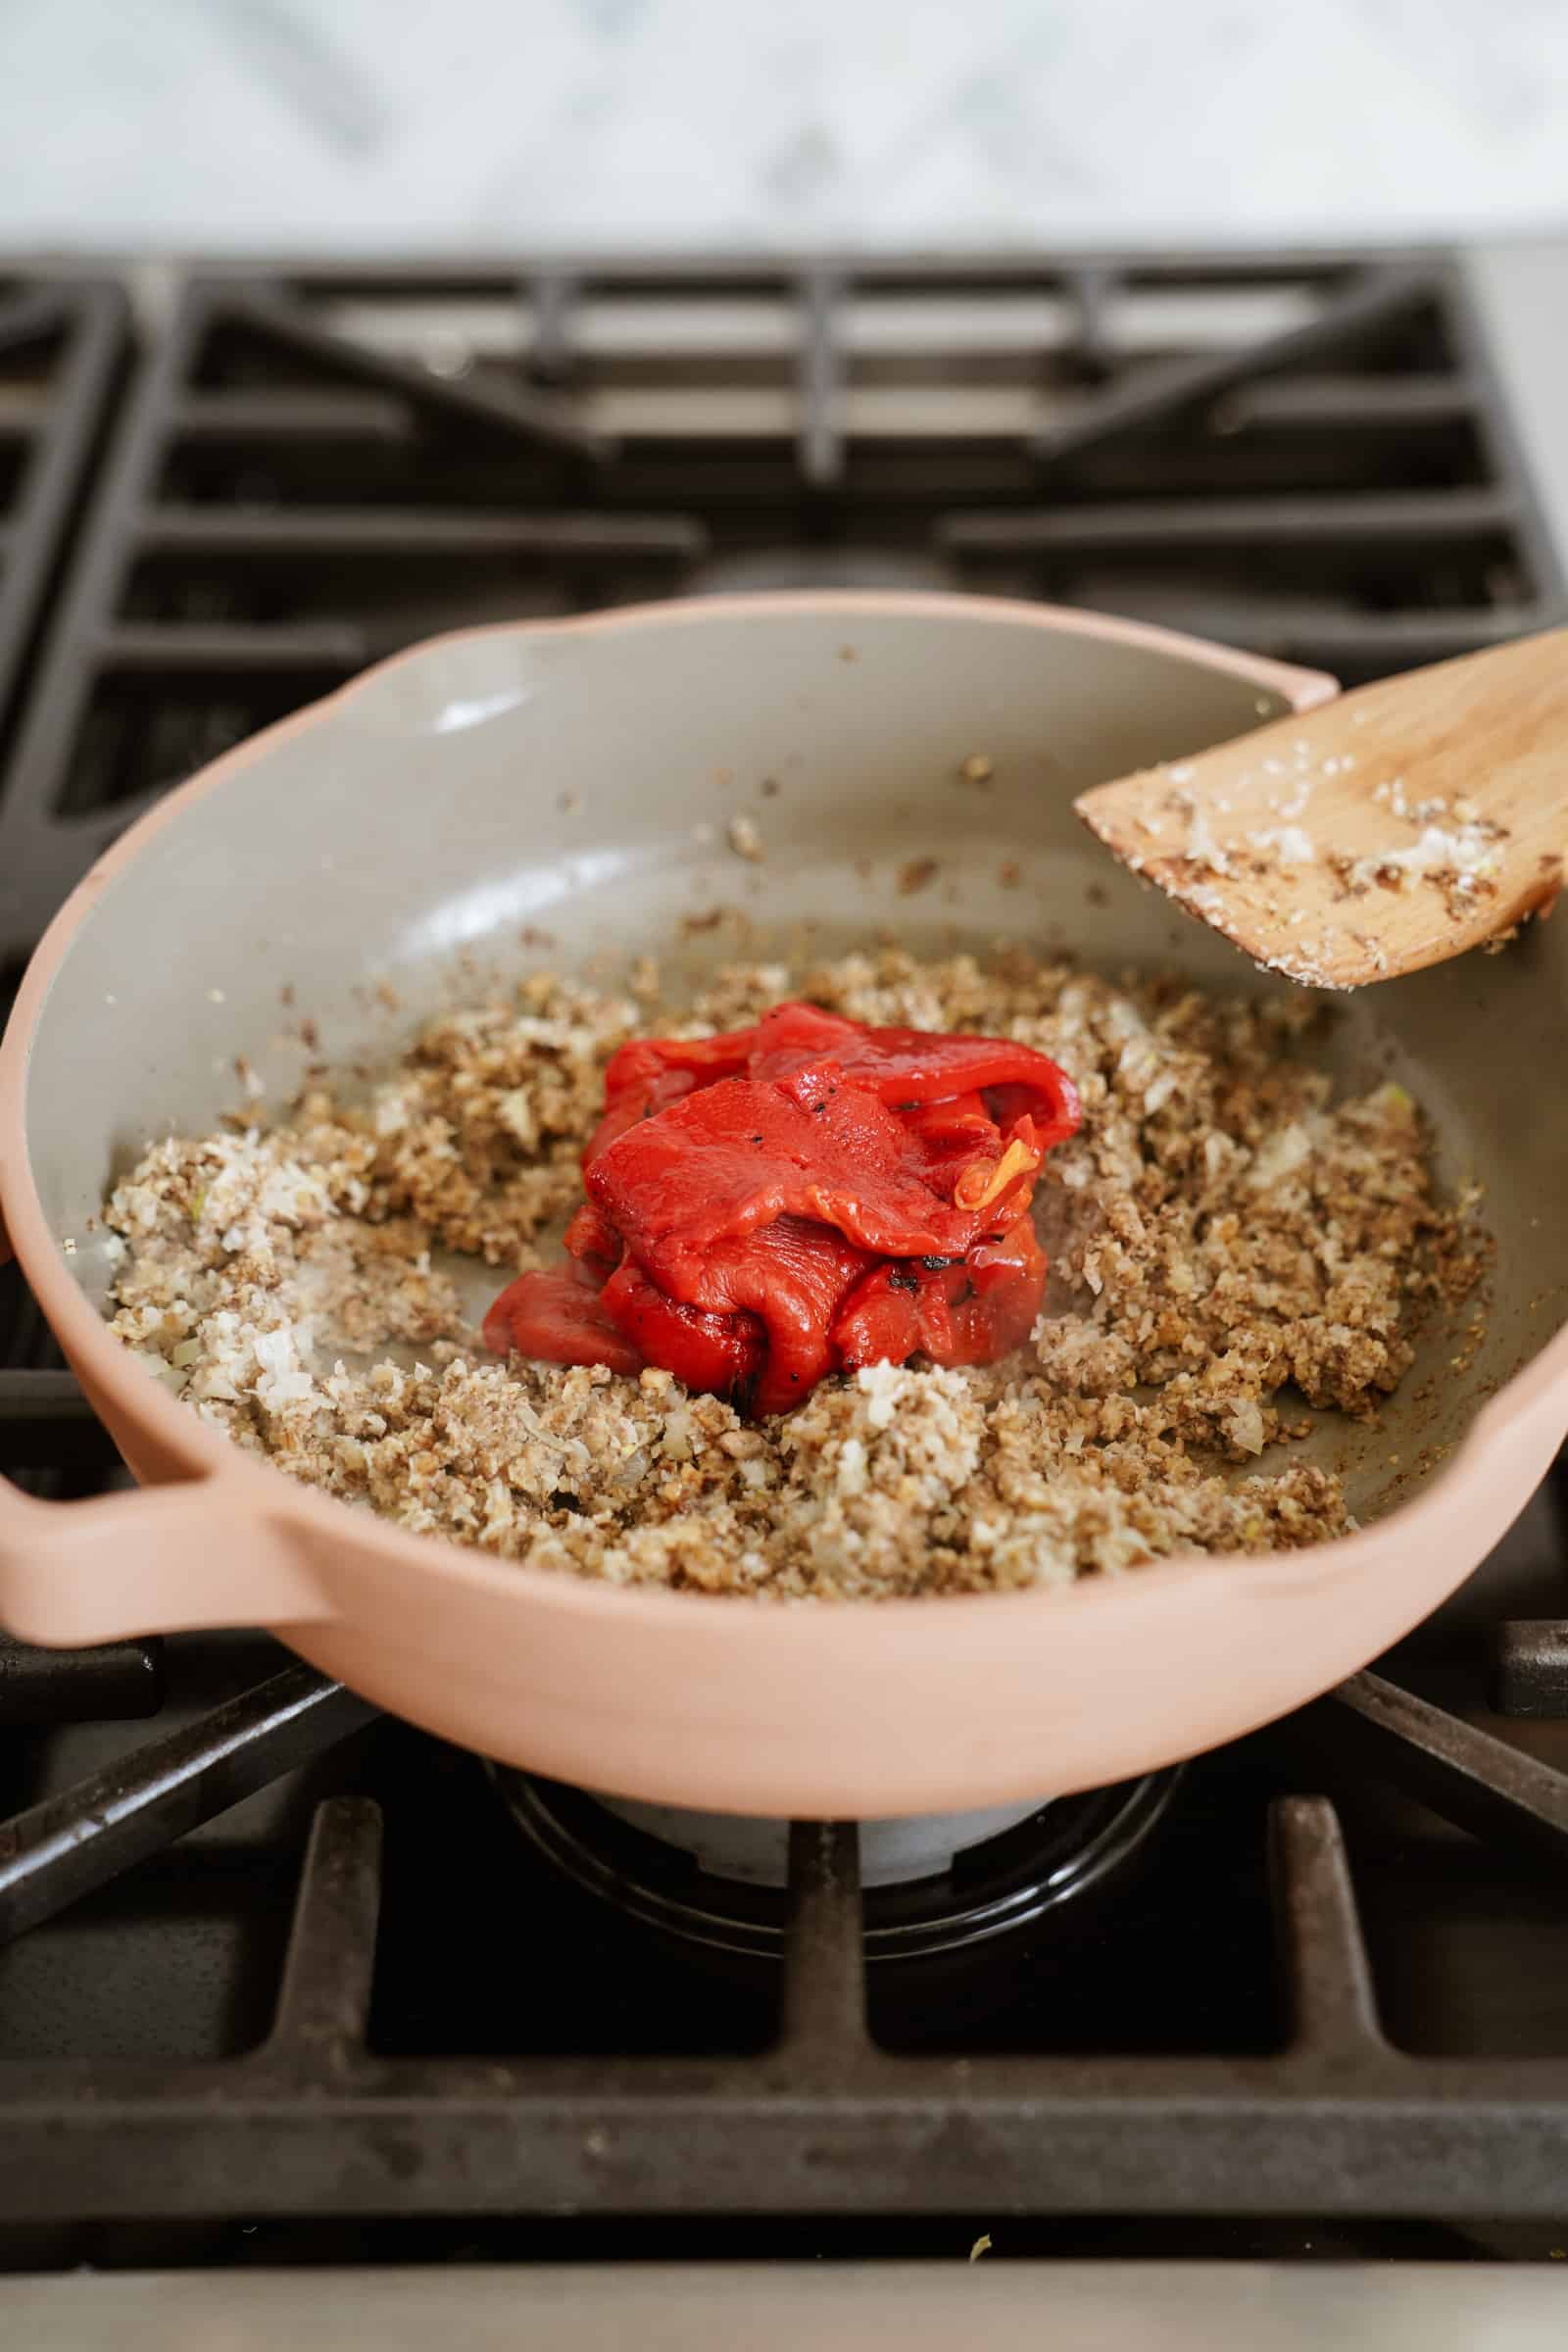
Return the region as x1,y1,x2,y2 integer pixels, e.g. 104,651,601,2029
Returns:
487,1763,1181,1964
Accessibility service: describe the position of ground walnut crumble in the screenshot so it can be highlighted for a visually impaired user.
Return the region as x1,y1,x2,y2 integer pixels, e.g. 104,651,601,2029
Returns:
103,949,1485,1599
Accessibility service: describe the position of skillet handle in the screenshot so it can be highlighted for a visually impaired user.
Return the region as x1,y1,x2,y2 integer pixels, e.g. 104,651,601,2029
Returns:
0,1470,336,1646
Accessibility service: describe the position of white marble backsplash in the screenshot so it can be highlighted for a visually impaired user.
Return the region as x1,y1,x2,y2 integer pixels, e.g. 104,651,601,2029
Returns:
4,0,1568,253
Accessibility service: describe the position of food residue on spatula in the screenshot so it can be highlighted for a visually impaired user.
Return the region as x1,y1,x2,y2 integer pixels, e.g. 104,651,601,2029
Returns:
482,1003,1080,1411
1074,626,1568,991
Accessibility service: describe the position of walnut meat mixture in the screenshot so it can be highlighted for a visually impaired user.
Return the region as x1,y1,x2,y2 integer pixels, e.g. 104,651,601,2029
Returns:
103,951,1483,1598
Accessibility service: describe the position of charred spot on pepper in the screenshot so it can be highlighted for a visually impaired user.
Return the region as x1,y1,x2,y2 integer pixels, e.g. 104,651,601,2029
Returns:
921,1254,959,1271
887,1267,920,1294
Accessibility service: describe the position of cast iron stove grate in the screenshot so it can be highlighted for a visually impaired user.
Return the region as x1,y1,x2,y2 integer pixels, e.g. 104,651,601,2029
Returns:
0,274,123,780
2,255,1568,2261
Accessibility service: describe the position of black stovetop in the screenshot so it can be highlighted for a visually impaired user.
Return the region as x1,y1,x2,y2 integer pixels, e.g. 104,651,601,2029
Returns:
3,252,1568,2270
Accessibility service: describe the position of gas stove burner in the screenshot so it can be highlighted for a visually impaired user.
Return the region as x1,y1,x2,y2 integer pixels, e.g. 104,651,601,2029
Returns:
488,1765,1180,1963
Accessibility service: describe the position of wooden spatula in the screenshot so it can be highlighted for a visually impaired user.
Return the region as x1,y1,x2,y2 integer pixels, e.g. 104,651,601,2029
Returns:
1075,627,1568,988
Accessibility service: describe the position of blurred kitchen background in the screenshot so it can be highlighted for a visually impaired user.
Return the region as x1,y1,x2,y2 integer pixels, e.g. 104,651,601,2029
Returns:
4,0,1568,255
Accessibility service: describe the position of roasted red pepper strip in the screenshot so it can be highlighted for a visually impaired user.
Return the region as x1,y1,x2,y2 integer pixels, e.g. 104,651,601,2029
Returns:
483,1261,644,1377
748,1003,1080,1147
599,1003,1080,1152
583,1064,702,1169
600,1257,763,1398
958,1219,1052,1361
486,1003,1079,1412
668,1215,874,1414
564,1200,624,1271
600,1025,762,1105
833,1218,1048,1373
587,1027,761,1165
587,1070,984,1284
